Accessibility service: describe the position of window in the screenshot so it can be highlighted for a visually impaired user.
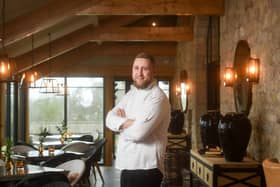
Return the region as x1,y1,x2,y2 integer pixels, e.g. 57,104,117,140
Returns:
29,77,64,135
29,77,104,140
67,78,104,136
158,80,170,98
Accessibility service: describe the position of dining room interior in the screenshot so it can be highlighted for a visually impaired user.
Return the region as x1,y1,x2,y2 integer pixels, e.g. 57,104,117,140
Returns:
0,0,280,187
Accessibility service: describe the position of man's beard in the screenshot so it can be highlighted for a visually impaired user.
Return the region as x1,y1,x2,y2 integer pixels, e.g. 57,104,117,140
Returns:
133,79,152,89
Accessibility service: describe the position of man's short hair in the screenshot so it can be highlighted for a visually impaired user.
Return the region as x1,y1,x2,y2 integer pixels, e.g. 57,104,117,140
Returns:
135,52,156,66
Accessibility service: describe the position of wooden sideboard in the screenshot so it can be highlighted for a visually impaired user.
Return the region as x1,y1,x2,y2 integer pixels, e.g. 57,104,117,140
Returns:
190,150,265,187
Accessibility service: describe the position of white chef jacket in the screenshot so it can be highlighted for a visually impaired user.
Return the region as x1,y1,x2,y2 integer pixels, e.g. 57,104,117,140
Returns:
106,80,171,173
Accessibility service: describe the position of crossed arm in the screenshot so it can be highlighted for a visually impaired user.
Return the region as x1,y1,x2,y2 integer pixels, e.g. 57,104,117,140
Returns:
106,94,169,142
116,108,134,130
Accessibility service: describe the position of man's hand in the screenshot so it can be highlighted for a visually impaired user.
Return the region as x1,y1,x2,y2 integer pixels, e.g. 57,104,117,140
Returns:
116,108,135,130
120,119,135,130
116,108,126,117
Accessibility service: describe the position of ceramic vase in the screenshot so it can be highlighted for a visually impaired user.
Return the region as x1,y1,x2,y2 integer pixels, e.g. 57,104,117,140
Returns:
199,111,222,149
168,110,185,134
218,112,251,162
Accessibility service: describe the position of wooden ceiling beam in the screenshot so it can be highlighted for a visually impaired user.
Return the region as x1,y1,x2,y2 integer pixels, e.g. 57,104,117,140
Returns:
78,0,224,16
29,42,176,77
15,24,190,72
90,27,192,42
49,64,175,77
5,0,96,46
14,16,144,72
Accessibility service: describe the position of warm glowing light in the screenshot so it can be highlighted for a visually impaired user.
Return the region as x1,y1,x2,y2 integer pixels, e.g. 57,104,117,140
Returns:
175,84,181,96
22,71,39,87
225,72,232,80
246,58,260,83
180,82,191,95
0,62,5,73
152,21,157,27
249,65,256,73
186,83,190,92
30,74,35,82
0,61,10,76
22,73,26,80
223,67,236,87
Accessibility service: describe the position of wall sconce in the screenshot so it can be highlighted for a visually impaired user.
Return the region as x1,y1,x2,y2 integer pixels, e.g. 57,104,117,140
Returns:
176,70,191,112
175,84,181,96
245,58,260,83
179,70,191,94
223,67,237,87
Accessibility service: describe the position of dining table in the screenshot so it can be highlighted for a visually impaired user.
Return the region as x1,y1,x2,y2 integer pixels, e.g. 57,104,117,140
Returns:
12,149,65,165
0,164,67,186
32,139,95,149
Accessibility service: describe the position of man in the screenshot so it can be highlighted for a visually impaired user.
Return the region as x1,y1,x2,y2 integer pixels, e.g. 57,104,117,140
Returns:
106,52,171,187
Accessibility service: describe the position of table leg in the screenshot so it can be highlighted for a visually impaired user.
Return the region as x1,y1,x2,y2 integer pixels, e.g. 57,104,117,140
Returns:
190,172,193,187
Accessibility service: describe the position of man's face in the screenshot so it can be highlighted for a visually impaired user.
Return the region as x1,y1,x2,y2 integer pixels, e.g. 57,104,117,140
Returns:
132,58,154,89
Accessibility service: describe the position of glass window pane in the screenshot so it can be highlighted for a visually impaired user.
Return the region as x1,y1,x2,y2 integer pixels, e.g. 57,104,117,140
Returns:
114,81,126,105
67,77,103,87
29,78,64,136
67,77,104,138
158,80,170,98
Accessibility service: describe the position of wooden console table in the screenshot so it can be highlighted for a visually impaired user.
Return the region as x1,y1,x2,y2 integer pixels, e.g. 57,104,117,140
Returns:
190,150,265,187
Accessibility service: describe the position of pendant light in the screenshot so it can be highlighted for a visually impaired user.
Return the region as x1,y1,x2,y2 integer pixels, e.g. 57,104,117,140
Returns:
39,33,58,94
22,34,39,87
56,78,68,96
0,0,12,82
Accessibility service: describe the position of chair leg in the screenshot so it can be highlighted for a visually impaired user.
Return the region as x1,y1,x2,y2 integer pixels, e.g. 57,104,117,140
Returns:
91,166,97,183
81,176,90,187
94,162,104,183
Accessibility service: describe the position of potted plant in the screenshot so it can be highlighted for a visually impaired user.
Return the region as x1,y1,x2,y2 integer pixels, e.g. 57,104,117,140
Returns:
38,127,49,154
1,138,13,171
56,120,68,144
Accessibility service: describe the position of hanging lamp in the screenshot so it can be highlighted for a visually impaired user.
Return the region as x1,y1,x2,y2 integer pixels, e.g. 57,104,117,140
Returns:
0,0,12,82
39,33,58,94
22,34,39,87
56,79,68,96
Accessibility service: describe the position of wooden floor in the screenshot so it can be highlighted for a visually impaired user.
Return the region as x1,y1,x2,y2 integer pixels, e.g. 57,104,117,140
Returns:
89,166,191,187
89,149,191,187
89,166,121,187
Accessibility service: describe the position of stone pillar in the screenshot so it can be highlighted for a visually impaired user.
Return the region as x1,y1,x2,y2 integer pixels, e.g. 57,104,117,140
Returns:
176,16,209,150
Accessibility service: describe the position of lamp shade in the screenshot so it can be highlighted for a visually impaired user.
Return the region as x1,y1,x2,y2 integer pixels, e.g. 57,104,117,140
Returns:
39,78,59,94
246,58,260,83
223,67,236,87
0,54,11,81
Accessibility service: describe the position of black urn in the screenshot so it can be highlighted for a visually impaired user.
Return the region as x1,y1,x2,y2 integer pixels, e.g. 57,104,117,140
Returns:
218,112,251,162
168,110,185,134
199,111,222,149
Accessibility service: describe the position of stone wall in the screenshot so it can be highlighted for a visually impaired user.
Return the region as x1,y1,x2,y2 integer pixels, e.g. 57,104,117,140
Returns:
175,17,209,150
220,0,280,160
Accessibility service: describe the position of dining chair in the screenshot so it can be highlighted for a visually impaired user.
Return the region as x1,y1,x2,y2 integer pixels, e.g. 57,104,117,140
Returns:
41,152,81,168
76,135,94,142
262,158,280,187
11,145,37,154
61,142,91,153
85,138,106,184
92,138,106,183
79,144,98,186
56,159,86,187
15,172,71,187
15,141,38,150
